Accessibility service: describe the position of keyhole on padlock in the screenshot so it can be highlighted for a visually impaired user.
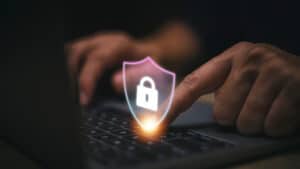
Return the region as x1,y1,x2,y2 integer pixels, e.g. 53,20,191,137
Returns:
145,94,149,102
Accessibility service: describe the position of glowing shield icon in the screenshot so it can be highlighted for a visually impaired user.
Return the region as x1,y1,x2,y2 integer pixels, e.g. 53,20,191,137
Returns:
123,57,176,129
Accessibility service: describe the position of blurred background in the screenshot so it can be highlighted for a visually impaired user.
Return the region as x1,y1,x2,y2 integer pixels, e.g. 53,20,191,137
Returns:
2,0,300,76
65,0,300,67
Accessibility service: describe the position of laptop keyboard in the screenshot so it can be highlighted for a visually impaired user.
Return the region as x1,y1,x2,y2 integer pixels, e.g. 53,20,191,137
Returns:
82,106,234,168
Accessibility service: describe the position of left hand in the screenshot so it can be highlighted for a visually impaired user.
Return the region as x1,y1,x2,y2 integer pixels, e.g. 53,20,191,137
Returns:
65,32,162,105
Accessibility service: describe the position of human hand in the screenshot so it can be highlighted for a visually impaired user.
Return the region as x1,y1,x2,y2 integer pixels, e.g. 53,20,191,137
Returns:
65,21,200,106
65,32,161,106
168,42,300,137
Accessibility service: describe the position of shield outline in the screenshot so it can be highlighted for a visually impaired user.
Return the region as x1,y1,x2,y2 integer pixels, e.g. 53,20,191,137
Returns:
122,56,176,129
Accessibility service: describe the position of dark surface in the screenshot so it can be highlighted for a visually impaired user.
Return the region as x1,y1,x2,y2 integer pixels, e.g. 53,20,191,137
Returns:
0,141,41,169
1,2,83,169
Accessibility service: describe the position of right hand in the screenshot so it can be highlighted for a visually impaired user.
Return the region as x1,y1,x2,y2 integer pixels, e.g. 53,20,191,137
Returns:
166,42,300,137
65,32,161,106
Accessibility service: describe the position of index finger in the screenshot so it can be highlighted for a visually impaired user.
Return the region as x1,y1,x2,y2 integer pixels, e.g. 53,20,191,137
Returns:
167,57,231,123
165,42,255,124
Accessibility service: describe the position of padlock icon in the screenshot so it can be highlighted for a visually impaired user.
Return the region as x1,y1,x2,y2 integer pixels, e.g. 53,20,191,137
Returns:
136,76,158,111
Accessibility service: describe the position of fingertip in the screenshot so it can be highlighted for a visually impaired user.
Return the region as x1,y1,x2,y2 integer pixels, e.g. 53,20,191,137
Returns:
79,75,93,106
79,58,105,106
79,90,89,106
79,80,90,106
112,72,123,93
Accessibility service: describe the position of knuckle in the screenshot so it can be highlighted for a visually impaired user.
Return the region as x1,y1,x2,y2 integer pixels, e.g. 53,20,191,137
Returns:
236,45,273,67
234,41,254,49
260,61,294,90
245,54,262,65
248,44,270,57
235,66,258,84
181,72,200,92
262,58,286,76
176,73,201,107
180,74,200,100
263,58,281,71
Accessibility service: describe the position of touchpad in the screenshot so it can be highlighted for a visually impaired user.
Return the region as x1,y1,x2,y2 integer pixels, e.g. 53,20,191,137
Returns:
171,102,215,127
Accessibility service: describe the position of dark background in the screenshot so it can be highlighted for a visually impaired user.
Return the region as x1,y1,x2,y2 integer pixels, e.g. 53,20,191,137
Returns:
65,0,300,63
2,0,300,74
0,1,300,168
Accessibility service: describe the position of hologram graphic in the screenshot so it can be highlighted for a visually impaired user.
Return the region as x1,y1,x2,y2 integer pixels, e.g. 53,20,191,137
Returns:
123,56,176,129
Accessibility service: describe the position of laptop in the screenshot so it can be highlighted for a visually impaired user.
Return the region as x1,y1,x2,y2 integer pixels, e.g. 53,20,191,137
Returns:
2,13,300,169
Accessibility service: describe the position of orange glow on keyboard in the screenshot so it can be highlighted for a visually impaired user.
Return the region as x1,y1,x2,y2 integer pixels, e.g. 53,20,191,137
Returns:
131,115,166,142
141,116,158,133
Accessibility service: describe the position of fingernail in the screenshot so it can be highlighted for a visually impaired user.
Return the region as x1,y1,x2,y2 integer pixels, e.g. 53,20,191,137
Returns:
80,91,88,106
